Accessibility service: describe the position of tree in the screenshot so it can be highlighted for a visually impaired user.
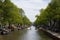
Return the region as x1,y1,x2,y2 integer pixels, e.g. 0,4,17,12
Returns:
34,0,60,32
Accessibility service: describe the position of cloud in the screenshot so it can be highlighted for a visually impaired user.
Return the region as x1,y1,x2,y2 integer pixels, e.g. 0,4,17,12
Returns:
11,0,51,22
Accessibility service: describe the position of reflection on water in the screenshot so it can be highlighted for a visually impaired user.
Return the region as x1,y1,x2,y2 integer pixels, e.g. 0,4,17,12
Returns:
0,26,53,40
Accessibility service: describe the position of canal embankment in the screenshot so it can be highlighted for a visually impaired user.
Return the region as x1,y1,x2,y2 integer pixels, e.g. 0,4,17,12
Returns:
39,27,60,40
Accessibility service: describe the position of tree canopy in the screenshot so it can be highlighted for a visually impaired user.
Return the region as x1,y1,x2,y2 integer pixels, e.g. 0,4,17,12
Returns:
34,0,60,32
0,0,31,27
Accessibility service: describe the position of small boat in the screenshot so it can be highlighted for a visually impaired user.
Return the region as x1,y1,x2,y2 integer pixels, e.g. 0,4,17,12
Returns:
27,28,30,30
27,27,31,30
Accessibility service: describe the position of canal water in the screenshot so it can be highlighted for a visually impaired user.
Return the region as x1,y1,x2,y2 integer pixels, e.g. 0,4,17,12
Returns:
0,26,53,40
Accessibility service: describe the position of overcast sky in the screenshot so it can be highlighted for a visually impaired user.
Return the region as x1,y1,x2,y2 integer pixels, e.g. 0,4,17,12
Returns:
11,0,51,22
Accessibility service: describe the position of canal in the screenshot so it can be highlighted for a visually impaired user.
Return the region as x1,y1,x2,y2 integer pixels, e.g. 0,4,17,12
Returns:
0,26,53,40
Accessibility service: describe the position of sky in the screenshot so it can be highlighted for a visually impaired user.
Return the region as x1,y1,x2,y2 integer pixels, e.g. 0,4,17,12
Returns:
11,0,51,22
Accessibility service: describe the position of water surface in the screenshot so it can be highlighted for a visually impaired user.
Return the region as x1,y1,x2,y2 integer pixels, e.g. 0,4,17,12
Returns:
0,26,53,40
